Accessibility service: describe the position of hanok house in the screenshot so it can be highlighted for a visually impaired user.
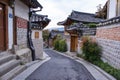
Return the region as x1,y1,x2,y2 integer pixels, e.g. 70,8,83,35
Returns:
0,0,50,79
94,0,120,69
58,10,103,52
0,0,38,51
0,0,49,62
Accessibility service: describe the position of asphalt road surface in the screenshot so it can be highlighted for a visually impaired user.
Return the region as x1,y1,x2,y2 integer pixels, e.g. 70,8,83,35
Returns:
26,49,95,80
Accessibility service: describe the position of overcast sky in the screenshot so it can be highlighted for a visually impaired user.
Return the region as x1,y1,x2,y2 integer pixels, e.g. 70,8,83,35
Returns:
38,0,107,29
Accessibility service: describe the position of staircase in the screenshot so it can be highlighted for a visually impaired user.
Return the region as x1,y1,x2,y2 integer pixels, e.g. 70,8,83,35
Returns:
0,51,27,80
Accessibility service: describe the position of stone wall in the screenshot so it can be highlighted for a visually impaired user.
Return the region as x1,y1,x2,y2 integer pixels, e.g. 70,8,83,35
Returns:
14,16,31,63
15,0,29,48
32,39,43,59
16,16,28,48
32,30,43,59
17,27,27,47
65,35,70,52
95,23,120,69
14,0,32,63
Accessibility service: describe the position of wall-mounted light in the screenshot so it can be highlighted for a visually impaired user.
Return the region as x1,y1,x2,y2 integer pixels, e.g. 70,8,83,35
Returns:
10,0,15,8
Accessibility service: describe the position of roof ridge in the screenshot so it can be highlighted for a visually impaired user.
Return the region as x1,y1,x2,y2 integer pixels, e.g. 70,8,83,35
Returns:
72,10,95,15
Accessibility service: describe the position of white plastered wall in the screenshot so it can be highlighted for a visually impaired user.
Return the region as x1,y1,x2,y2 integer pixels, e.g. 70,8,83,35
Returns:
8,7,13,49
117,0,120,16
107,0,117,19
32,30,42,39
15,0,29,20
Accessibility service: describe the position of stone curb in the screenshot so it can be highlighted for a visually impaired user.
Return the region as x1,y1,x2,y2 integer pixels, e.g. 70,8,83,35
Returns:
91,64,116,80
12,55,51,80
52,50,116,80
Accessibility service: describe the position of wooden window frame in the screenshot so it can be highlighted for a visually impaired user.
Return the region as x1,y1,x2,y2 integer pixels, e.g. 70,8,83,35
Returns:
35,32,39,39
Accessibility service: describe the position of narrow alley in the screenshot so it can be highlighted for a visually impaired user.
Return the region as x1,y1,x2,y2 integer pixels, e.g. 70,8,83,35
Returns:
0,0,120,80
26,49,95,80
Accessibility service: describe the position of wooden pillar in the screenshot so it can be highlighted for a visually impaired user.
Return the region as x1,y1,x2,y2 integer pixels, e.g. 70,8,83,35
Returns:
0,1,9,50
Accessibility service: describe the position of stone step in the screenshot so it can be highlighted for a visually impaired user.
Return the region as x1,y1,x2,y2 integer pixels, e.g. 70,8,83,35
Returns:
0,60,20,77
0,55,16,65
0,51,12,58
0,65,27,80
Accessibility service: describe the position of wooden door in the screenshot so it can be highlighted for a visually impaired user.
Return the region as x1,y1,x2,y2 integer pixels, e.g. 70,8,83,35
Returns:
70,36,78,52
74,36,78,51
0,4,5,51
70,36,75,52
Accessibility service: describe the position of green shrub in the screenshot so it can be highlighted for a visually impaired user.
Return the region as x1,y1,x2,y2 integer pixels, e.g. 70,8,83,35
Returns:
87,23,97,28
101,62,120,80
54,39,67,52
80,36,120,80
93,60,120,80
59,39,67,52
81,37,101,62
54,39,60,50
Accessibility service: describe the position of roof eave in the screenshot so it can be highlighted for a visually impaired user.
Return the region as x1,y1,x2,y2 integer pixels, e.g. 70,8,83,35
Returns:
21,0,43,9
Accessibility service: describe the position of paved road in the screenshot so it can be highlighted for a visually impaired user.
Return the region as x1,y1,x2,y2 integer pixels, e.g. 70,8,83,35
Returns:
26,49,95,80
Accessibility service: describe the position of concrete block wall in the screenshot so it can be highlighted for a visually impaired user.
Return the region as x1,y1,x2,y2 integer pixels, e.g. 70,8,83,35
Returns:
96,24,120,69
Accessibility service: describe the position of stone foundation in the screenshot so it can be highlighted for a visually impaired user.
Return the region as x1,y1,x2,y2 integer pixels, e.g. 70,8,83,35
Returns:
96,38,120,69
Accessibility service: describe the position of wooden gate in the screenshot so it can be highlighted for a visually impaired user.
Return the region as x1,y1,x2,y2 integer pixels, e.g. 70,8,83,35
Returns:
0,4,5,51
70,36,78,52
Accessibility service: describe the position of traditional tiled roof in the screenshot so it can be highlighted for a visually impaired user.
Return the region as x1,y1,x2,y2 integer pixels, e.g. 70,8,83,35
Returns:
98,16,120,27
31,14,51,30
57,10,104,25
21,0,43,9
69,10,104,23
67,22,96,35
67,23,86,30
57,20,67,25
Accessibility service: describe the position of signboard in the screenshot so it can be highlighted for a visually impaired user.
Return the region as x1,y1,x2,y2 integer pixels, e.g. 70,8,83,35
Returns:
9,13,13,18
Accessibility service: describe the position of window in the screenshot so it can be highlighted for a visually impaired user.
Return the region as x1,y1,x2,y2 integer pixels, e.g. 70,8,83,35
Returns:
35,32,39,39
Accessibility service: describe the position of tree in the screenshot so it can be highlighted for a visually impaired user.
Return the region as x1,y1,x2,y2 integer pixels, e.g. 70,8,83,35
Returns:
42,29,50,41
